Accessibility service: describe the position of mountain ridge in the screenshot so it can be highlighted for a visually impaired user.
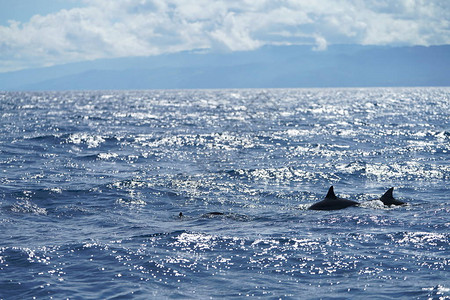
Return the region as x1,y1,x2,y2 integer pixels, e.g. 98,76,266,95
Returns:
1,44,449,90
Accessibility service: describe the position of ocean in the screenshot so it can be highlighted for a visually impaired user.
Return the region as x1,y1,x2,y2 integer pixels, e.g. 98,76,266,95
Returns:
0,88,448,299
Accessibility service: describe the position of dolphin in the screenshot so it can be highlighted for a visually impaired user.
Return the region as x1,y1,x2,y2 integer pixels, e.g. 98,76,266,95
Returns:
379,187,405,206
178,211,249,221
309,186,359,210
201,212,225,218
179,211,224,219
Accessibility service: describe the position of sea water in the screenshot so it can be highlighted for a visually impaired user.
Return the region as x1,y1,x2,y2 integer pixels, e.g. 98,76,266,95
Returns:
0,88,449,299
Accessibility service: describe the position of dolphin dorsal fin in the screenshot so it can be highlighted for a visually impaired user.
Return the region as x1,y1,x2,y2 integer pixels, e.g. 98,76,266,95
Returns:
326,186,337,199
381,187,394,199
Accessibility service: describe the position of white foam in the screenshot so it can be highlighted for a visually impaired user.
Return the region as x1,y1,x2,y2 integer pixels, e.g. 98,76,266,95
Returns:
67,133,105,148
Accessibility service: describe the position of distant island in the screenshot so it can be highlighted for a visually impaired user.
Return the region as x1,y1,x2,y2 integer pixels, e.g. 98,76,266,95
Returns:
1,44,449,91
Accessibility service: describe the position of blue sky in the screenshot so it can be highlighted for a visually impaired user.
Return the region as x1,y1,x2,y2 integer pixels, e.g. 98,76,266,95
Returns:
1,0,449,72
0,0,82,26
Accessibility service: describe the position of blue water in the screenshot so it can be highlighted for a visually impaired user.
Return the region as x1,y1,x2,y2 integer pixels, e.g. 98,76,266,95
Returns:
0,88,449,299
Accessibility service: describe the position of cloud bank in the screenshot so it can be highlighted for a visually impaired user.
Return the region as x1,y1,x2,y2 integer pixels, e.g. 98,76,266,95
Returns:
1,0,449,72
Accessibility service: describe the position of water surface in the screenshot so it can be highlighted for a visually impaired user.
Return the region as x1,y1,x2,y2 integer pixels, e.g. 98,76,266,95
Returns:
0,88,449,299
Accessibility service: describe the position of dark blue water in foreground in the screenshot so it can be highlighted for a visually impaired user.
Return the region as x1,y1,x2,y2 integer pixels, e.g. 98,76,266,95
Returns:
0,88,449,299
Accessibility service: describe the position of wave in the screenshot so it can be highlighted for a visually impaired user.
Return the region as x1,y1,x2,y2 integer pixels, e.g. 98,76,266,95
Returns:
22,132,125,149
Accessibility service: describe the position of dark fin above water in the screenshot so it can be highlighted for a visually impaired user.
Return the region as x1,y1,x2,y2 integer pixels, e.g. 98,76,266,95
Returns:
380,187,405,206
325,186,337,199
382,188,394,199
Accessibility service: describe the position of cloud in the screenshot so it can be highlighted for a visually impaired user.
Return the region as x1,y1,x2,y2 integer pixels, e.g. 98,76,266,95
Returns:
0,0,449,72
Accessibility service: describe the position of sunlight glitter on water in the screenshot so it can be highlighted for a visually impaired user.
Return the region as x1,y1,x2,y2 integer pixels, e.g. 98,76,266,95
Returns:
1,88,449,299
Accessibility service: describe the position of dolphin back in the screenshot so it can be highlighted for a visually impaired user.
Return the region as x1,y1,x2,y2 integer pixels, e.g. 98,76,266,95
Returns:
380,187,405,206
309,186,359,210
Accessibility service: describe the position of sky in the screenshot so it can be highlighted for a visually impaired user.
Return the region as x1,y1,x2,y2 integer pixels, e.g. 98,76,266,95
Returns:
0,0,449,73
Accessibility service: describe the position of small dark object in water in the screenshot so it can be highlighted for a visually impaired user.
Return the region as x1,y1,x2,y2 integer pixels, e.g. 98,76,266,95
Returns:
178,211,225,218
201,212,225,218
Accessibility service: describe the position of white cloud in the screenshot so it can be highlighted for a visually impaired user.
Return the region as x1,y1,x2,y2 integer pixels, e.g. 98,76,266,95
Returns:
313,36,328,51
0,0,449,72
